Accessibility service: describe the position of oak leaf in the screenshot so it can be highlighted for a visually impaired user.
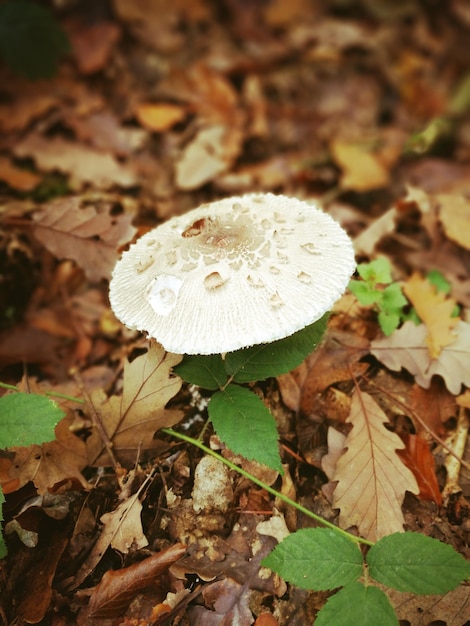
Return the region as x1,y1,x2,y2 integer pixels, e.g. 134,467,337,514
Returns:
330,390,419,542
370,320,470,394
403,272,458,358
85,343,183,466
32,196,137,281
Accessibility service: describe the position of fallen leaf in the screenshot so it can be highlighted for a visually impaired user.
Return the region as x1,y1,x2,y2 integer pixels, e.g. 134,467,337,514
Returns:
136,102,187,131
387,584,470,626
330,390,419,541
330,140,390,191
14,134,137,188
65,18,121,75
437,193,470,250
403,272,458,358
370,320,470,394
88,543,187,617
175,125,243,190
32,196,137,281
397,433,442,504
0,156,41,191
0,415,89,495
188,578,254,626
85,342,183,466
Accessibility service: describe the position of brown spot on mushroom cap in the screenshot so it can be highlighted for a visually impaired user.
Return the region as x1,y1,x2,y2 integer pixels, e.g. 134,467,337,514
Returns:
109,193,356,355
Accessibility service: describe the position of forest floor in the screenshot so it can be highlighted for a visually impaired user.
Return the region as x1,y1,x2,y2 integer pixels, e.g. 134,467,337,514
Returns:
0,0,470,624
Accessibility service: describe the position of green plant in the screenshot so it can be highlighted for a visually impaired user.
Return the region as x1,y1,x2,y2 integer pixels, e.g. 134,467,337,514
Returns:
348,258,458,335
0,0,70,79
163,429,470,626
174,314,329,472
348,258,408,335
0,388,64,557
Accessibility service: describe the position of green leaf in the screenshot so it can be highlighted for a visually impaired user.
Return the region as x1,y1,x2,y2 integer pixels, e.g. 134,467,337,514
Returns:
262,528,363,590
315,582,398,626
356,258,392,285
377,309,401,336
367,532,470,594
426,269,451,294
174,354,227,390
208,385,282,471
225,315,328,383
382,283,408,311
0,0,70,79
0,393,63,448
348,280,383,306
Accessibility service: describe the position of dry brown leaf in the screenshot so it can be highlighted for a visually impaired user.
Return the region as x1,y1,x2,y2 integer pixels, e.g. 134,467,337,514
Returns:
175,125,244,190
403,272,458,358
32,196,136,282
330,140,390,191
330,390,419,542
14,134,137,188
136,102,187,131
370,320,470,394
437,193,470,250
0,156,41,191
85,342,183,466
387,584,470,626
88,543,187,617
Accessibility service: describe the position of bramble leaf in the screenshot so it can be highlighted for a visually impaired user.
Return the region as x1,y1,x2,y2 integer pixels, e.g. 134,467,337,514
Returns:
225,315,328,383
0,393,63,448
315,582,398,626
367,532,470,594
174,354,227,390
262,528,363,590
208,385,282,472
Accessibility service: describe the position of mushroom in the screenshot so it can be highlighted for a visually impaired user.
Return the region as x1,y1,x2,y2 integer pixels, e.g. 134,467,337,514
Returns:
109,193,355,355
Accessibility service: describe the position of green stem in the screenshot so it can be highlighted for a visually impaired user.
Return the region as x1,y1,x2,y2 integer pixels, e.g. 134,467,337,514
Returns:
0,382,84,404
161,427,374,547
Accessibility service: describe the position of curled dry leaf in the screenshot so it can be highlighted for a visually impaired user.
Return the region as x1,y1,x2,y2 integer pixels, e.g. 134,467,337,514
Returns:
88,543,187,618
32,196,137,281
330,390,419,542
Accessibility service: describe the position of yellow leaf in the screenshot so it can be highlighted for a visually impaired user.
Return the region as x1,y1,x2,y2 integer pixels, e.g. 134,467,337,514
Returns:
403,272,458,359
330,140,390,191
437,193,470,250
331,390,419,542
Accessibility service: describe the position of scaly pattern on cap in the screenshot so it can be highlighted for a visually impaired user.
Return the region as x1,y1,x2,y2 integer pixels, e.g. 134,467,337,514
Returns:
109,193,356,354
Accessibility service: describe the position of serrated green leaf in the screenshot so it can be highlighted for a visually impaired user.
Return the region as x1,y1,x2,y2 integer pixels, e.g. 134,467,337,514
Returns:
174,354,227,390
356,258,392,285
377,309,401,336
382,283,408,311
367,532,470,594
348,280,383,306
224,315,328,383
0,393,63,448
426,269,451,294
0,0,70,79
208,385,282,471
315,582,398,626
262,528,363,591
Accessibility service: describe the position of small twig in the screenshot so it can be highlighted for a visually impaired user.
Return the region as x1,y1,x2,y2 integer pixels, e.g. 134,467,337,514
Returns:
442,407,469,501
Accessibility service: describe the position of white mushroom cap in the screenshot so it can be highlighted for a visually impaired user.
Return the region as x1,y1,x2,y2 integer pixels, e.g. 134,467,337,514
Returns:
109,193,355,355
